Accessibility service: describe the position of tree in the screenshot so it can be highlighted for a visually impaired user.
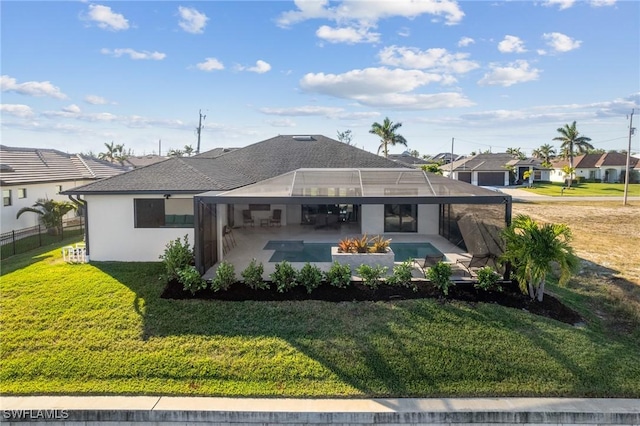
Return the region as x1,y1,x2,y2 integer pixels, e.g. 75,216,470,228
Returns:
501,215,579,302
421,163,443,175
531,144,556,164
553,121,593,187
409,149,420,158
506,147,525,160
336,130,353,145
16,198,77,235
369,117,407,158
98,141,129,165
183,145,195,156
167,148,184,157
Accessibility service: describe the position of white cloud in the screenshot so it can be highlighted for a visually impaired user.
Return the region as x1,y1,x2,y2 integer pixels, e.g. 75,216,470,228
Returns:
478,60,541,87
266,118,296,127
355,92,474,110
397,27,410,37
278,0,465,27
0,104,34,118
542,0,575,10
458,37,475,47
238,60,272,74
100,48,166,60
541,32,581,53
196,58,224,71
498,35,527,53
590,0,616,6
62,104,81,114
1,75,67,99
178,6,208,34
316,25,380,44
84,95,109,105
85,4,129,31
300,67,444,98
260,105,381,119
378,46,479,74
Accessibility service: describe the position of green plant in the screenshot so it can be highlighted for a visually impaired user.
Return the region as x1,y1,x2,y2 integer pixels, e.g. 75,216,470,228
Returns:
426,261,452,296
324,261,352,288
337,237,355,253
211,261,236,292
159,235,194,282
241,258,267,290
298,262,323,294
356,264,387,289
474,266,502,292
177,265,207,294
353,234,369,253
369,235,391,253
270,261,298,293
16,198,77,235
387,258,416,291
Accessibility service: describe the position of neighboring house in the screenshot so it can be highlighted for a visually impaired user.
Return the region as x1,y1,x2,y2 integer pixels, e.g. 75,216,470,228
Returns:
0,145,128,234
65,135,512,274
428,153,464,164
444,153,550,186
388,152,432,167
550,152,640,183
122,155,167,170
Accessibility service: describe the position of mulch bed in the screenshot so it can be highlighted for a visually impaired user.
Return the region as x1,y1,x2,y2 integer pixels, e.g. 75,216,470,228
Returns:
161,280,583,325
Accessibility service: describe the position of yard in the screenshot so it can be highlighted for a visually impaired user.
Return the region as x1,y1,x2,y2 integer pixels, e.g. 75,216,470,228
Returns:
521,181,640,197
1,201,639,397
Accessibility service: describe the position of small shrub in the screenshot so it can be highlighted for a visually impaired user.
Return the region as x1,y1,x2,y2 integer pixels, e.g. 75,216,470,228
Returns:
159,235,194,282
369,235,391,253
387,258,416,291
270,261,298,293
241,258,267,290
211,261,236,292
474,266,502,292
298,262,323,293
353,234,369,253
325,261,352,288
177,265,207,295
337,237,355,253
426,261,452,296
356,264,387,289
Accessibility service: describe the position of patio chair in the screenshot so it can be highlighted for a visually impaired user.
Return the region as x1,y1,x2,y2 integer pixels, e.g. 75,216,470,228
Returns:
242,210,254,228
456,253,493,277
417,253,445,274
269,209,282,227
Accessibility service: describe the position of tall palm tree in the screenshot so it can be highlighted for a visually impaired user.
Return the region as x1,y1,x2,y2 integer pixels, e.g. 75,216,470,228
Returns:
501,215,579,302
369,117,407,158
531,143,556,164
506,147,525,160
16,198,77,235
98,141,117,163
552,121,593,187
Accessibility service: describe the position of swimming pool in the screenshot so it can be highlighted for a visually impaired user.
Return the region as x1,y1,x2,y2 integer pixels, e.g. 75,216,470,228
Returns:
264,240,444,263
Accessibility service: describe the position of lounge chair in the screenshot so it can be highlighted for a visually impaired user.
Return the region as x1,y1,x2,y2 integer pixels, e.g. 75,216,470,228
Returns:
242,210,254,228
417,253,445,273
456,253,494,277
269,209,282,227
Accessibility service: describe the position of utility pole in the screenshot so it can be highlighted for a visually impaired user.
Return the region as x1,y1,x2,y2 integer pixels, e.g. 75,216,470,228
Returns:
623,109,635,206
196,109,206,154
450,137,454,178
158,139,161,156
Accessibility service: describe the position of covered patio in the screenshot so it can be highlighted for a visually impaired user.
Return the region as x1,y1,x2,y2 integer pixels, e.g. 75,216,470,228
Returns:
193,168,512,281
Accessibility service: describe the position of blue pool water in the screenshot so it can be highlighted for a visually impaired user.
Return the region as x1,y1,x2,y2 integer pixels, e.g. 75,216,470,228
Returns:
265,241,443,263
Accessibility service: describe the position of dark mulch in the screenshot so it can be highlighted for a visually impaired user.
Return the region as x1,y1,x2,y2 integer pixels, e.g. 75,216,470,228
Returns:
161,279,583,325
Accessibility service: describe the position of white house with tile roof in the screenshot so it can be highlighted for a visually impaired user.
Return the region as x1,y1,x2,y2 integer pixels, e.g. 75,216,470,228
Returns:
0,145,127,234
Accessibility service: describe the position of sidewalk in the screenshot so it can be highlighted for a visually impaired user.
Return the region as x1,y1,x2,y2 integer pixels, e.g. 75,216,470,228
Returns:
1,396,639,424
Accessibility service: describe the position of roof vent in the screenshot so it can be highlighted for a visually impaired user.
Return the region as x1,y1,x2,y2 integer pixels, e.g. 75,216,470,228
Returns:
292,135,314,141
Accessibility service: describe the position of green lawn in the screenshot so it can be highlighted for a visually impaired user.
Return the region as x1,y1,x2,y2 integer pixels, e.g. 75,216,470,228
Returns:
522,182,640,197
1,244,639,397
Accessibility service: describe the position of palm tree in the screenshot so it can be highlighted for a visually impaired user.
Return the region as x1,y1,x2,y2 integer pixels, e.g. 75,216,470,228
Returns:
183,145,195,157
501,214,579,302
531,143,556,164
552,121,593,187
16,198,77,235
506,147,525,160
369,117,407,158
98,141,118,163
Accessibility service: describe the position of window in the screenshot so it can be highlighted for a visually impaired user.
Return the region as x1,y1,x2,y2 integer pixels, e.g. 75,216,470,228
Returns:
18,188,27,199
134,198,194,228
2,189,11,207
55,185,63,194
384,204,417,232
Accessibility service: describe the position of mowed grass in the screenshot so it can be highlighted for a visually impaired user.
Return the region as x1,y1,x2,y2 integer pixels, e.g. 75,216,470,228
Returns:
521,181,640,197
2,235,639,397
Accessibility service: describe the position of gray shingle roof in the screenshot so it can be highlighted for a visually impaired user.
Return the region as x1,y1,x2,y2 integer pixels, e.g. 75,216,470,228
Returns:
448,153,517,172
0,145,127,186
65,135,405,194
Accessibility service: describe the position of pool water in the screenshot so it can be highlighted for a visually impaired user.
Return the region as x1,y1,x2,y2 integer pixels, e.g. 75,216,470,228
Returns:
265,241,443,263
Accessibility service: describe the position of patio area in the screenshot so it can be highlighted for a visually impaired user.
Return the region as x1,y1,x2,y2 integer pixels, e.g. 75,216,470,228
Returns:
203,223,473,281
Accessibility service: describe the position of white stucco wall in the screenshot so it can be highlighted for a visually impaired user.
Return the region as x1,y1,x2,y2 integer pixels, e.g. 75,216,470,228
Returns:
85,194,194,262
417,204,439,234
1,180,92,234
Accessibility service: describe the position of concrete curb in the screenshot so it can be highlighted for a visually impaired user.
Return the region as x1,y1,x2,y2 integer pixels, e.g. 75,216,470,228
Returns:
1,397,639,425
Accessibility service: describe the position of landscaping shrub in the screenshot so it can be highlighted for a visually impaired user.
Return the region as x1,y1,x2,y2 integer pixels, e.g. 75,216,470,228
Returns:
298,262,323,293
270,261,298,293
387,258,416,291
159,235,194,282
324,261,352,288
337,237,355,253
369,235,391,253
426,261,452,296
177,265,207,294
353,234,369,253
211,261,236,292
356,264,387,289
474,266,502,292
241,258,267,290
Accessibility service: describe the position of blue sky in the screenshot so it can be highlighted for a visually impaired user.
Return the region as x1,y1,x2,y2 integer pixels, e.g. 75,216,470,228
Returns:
1,0,639,157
